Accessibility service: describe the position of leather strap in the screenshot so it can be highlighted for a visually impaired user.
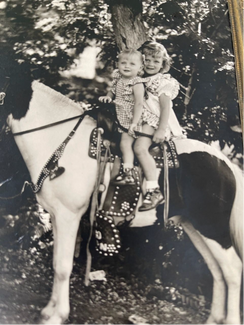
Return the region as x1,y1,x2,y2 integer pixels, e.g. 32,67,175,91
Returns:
12,114,84,136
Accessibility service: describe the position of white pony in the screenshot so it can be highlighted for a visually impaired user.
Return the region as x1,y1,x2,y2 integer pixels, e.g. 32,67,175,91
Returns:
3,80,243,324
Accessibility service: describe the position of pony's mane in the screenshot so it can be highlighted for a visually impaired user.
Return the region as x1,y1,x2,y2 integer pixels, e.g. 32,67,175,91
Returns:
32,81,84,113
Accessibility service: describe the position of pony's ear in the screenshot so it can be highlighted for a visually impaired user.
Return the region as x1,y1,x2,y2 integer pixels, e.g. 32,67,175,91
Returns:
1,60,33,120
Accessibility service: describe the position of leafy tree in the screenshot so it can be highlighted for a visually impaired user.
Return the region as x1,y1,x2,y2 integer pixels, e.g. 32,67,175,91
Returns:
0,0,241,160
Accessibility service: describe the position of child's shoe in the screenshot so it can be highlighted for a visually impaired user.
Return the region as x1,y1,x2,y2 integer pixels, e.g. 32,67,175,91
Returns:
112,168,135,186
138,188,164,211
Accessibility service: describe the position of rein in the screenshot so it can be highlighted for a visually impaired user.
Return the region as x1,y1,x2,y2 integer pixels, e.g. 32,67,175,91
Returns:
12,114,84,136
115,118,153,139
84,128,110,286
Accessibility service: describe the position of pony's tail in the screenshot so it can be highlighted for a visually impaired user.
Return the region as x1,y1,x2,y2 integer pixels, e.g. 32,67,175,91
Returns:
229,164,243,260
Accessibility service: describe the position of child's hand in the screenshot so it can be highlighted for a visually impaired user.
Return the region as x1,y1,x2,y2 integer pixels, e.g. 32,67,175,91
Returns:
153,129,166,143
99,96,112,103
128,123,137,136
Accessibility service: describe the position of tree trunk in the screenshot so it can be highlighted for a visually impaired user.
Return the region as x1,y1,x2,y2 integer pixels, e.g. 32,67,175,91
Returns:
108,0,148,50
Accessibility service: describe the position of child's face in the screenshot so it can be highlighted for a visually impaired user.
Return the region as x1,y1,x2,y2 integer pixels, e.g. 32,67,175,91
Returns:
144,54,164,75
118,54,143,79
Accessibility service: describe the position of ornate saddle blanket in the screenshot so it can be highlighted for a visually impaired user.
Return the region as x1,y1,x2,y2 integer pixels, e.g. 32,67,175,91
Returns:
88,127,180,256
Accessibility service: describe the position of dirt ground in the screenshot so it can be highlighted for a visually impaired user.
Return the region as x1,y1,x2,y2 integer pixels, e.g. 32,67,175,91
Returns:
0,196,221,324
0,234,212,325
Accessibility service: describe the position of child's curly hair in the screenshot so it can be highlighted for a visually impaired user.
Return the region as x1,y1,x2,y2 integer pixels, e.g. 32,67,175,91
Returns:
141,41,171,73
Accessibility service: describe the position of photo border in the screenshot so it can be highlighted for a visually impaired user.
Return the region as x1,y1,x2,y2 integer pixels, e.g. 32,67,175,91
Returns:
227,0,243,128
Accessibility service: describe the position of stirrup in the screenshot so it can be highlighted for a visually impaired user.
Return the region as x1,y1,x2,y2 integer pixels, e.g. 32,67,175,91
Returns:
112,169,136,186
138,188,164,212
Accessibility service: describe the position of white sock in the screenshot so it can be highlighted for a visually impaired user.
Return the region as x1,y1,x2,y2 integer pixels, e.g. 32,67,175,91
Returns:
146,180,159,192
123,163,133,171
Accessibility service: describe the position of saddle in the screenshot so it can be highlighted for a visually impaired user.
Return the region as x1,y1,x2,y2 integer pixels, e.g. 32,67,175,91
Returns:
88,104,181,256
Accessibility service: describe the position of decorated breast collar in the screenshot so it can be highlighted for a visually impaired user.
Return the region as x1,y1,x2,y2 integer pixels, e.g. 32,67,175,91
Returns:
30,114,85,193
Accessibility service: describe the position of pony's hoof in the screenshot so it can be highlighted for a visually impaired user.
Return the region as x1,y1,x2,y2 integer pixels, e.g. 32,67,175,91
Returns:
40,308,54,320
223,318,241,324
40,315,65,324
205,315,224,324
41,301,56,320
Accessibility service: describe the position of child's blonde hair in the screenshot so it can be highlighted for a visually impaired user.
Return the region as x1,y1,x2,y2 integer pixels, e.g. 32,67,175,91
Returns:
117,49,144,76
141,42,171,73
118,48,144,64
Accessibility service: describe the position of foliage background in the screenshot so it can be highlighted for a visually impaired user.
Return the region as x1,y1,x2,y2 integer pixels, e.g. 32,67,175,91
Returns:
0,0,242,159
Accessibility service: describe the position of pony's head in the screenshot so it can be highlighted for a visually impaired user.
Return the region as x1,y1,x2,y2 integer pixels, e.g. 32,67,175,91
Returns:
0,53,33,125
0,54,32,184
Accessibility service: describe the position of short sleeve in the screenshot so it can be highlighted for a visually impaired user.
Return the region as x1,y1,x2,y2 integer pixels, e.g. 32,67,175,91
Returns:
158,74,179,100
130,76,149,86
111,69,121,95
123,76,149,98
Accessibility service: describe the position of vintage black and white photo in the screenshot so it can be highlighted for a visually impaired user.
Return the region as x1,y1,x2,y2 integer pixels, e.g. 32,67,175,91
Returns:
0,0,243,324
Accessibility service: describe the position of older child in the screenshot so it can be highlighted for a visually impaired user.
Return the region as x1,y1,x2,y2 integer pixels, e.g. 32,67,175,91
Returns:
134,41,185,211
99,49,146,185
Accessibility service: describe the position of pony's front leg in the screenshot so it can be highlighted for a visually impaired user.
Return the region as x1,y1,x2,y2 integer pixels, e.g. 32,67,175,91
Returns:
171,216,226,324
42,210,81,324
41,215,58,320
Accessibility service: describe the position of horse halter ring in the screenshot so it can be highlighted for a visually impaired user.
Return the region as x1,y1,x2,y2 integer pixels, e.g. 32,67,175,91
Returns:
0,92,6,105
0,76,10,105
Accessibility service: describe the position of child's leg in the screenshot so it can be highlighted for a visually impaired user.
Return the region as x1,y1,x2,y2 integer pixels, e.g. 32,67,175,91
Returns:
134,124,156,181
113,133,136,185
134,124,164,211
120,132,135,169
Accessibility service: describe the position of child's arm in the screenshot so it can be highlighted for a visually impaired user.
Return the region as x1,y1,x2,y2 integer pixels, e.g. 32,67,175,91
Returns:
153,93,171,143
129,83,144,135
99,90,114,103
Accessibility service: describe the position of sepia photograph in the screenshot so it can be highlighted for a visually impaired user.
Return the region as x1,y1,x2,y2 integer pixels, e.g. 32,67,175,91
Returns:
0,0,243,324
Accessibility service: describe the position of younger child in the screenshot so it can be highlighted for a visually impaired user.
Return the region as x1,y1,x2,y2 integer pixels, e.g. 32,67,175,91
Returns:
134,41,185,211
99,49,146,185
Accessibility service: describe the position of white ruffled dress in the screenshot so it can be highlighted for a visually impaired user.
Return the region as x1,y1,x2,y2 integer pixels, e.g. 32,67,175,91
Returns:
143,73,185,139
